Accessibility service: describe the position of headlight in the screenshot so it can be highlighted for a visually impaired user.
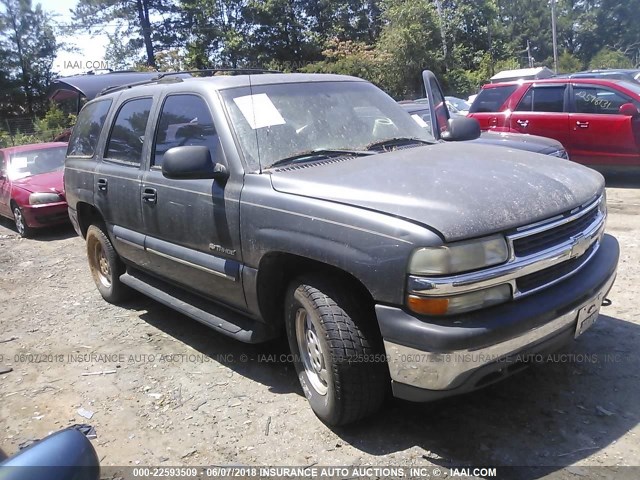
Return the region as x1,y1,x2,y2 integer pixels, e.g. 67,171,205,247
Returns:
599,191,607,216
407,284,512,316
408,235,509,275
548,149,569,160
29,192,62,205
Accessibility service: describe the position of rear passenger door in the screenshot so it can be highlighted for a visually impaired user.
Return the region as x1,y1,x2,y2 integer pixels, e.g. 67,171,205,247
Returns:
140,94,246,310
568,84,640,167
510,84,570,147
95,96,154,265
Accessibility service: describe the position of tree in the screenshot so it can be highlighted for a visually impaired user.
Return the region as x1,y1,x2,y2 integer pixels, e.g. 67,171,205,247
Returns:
34,103,75,141
303,0,382,47
588,48,634,70
70,0,179,69
557,50,583,73
177,0,251,69
301,39,387,85
0,0,58,117
375,0,443,98
104,25,146,70
244,0,312,68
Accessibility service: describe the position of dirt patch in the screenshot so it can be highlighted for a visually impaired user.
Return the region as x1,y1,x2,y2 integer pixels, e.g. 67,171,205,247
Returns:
1,186,639,478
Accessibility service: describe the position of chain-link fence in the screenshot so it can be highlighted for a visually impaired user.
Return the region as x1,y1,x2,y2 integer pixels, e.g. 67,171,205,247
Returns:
0,113,73,148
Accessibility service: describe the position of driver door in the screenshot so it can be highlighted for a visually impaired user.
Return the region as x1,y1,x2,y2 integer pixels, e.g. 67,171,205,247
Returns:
140,94,246,310
568,84,640,167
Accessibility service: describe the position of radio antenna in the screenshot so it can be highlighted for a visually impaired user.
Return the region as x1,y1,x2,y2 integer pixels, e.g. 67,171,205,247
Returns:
248,73,262,173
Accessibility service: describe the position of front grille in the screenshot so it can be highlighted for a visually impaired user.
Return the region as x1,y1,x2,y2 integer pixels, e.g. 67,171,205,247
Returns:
513,206,599,257
35,212,69,224
516,244,596,293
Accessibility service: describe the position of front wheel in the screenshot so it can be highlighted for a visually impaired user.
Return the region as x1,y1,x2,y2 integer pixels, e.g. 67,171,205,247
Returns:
86,225,131,303
13,205,32,238
285,275,388,426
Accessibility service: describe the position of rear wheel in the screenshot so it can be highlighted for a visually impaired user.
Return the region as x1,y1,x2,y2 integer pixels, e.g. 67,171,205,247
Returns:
86,225,131,303
285,275,388,425
12,204,32,238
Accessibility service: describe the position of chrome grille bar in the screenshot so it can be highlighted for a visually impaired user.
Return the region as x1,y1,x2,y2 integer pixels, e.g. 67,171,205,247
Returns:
408,195,606,299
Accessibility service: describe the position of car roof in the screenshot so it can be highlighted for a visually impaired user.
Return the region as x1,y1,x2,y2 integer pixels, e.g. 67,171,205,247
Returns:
0,142,68,155
483,77,633,89
95,73,366,99
571,69,639,75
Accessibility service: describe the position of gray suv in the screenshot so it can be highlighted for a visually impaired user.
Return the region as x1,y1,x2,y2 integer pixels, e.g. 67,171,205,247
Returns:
64,70,619,426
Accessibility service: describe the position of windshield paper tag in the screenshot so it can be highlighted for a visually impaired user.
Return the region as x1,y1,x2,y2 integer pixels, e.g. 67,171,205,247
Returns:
233,93,286,129
411,114,428,128
12,157,28,168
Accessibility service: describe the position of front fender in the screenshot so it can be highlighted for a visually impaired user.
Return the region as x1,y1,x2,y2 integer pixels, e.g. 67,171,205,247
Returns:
240,175,442,305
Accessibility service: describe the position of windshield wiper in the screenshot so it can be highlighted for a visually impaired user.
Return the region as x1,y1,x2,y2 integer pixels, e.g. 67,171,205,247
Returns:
365,137,433,151
268,149,375,169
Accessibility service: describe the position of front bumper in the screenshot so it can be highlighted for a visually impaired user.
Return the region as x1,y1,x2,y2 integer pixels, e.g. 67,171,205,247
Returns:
378,234,619,401
22,202,69,228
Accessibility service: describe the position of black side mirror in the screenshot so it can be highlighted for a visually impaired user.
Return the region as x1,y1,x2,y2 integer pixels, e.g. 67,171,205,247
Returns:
421,69,451,140
441,117,481,142
162,146,228,181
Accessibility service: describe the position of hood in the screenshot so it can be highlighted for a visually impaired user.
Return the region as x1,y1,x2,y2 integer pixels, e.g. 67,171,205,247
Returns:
269,143,603,242
473,131,563,154
13,170,64,195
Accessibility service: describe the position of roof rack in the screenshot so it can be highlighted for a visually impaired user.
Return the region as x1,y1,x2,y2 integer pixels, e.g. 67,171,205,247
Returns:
97,67,281,97
157,68,281,78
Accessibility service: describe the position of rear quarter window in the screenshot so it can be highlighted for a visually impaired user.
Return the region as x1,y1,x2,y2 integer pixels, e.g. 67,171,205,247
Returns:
469,86,518,113
67,99,112,158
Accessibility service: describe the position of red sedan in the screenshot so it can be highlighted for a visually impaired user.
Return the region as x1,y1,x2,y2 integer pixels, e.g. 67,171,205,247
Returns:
0,142,69,237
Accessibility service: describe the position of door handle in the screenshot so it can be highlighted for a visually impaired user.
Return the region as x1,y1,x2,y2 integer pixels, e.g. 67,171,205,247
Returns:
576,121,589,129
516,119,529,128
97,178,108,192
142,187,157,204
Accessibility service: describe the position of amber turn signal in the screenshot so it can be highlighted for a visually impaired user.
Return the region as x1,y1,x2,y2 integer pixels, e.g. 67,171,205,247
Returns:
407,295,450,316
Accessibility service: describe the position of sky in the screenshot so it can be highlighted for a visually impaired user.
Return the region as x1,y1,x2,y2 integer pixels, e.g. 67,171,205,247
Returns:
40,0,112,77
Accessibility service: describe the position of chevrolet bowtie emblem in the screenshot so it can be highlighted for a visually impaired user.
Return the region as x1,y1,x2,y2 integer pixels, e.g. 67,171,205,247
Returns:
570,234,592,259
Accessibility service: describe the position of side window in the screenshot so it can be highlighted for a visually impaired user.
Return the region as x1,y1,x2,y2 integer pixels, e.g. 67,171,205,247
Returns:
67,99,112,158
469,86,518,113
105,98,153,164
153,95,219,167
574,86,631,114
516,86,566,112
515,89,533,111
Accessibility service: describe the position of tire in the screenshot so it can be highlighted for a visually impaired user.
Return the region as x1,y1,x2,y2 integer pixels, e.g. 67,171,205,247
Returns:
12,204,32,238
86,225,131,303
285,275,389,426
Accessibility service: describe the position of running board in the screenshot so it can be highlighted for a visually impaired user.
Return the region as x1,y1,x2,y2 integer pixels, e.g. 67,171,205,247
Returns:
120,269,277,343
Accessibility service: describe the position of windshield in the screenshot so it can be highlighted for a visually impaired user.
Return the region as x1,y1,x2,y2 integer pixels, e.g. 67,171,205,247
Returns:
7,146,66,180
220,81,435,170
469,86,518,113
446,97,470,111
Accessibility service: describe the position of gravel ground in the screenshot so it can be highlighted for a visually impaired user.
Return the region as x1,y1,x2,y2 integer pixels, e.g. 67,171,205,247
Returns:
1,181,639,480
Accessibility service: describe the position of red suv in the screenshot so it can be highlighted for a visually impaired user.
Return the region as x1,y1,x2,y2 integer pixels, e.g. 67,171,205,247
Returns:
468,78,640,169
